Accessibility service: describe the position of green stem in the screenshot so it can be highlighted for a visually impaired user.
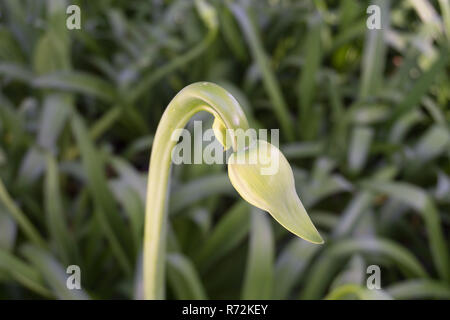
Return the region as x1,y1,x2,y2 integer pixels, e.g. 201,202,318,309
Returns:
438,0,450,45
143,82,249,299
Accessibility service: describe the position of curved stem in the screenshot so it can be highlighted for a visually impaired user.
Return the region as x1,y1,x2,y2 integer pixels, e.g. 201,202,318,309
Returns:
143,82,249,299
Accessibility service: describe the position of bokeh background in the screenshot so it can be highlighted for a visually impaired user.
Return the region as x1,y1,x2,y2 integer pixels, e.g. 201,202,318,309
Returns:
0,0,449,299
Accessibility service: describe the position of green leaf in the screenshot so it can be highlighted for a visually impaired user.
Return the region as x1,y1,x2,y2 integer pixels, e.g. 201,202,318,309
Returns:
170,174,234,214
0,205,16,251
361,181,449,282
230,3,294,141
241,209,274,299
439,0,450,44
301,238,428,299
33,32,70,75
21,245,89,300
194,201,250,272
414,125,450,162
298,14,322,140
0,27,25,63
333,166,397,237
0,178,46,248
37,94,73,151
274,238,320,299
167,253,207,300
360,0,389,98
45,154,77,264
348,126,374,174
330,255,366,290
350,105,390,125
325,283,392,300
71,115,133,275
0,248,51,298
218,4,247,61
195,0,218,31
391,48,448,122
33,72,117,102
0,63,34,83
389,110,424,143
110,181,144,255
387,280,450,299
127,2,218,104
281,141,324,159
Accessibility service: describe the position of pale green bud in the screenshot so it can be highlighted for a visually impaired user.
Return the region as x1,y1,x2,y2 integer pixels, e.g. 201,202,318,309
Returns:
228,140,324,244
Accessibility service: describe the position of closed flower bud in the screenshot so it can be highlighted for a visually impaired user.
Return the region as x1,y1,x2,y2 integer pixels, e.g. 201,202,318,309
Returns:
228,140,324,244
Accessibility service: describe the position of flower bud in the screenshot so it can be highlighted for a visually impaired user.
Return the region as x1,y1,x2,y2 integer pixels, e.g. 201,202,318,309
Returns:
228,140,324,244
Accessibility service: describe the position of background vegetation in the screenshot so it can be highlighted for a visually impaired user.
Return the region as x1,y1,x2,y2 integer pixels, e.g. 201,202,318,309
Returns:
0,0,449,299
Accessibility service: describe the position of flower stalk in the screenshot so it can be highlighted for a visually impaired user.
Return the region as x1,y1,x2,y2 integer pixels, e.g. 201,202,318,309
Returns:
144,82,249,299
144,82,323,300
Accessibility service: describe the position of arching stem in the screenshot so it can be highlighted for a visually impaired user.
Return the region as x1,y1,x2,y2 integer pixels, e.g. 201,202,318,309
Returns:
143,82,249,299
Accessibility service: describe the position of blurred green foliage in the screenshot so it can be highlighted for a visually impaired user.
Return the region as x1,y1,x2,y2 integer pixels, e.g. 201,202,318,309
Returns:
0,0,449,299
